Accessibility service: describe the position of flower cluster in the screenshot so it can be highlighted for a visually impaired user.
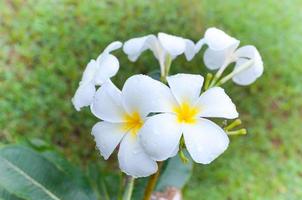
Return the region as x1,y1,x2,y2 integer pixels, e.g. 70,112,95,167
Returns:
72,27,263,178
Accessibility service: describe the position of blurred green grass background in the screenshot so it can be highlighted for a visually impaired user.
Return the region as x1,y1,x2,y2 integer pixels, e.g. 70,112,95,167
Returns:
1,0,302,199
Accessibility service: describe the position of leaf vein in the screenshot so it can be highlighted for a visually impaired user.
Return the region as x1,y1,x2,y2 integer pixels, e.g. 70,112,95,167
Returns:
0,157,61,200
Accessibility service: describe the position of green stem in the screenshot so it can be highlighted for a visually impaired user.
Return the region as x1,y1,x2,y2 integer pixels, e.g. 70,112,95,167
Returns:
160,54,172,82
224,119,242,131
143,162,163,200
226,128,247,135
218,59,254,85
122,176,135,200
203,73,213,91
164,54,172,77
101,181,110,200
118,172,124,200
208,62,229,88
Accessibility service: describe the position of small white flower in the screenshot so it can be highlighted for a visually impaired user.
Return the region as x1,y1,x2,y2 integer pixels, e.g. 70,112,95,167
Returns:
123,33,195,77
72,41,122,111
90,75,175,177
139,73,238,164
195,27,240,70
231,45,263,85
195,27,263,85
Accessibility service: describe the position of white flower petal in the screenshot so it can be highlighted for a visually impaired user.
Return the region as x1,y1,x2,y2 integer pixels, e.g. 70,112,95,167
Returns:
118,133,158,177
183,118,229,164
139,113,182,161
158,32,186,57
232,58,262,86
167,73,204,105
204,27,240,51
194,38,205,54
203,48,228,70
81,60,98,83
234,45,257,59
92,121,125,160
232,46,264,85
72,82,96,111
203,40,239,70
122,75,177,117
170,145,180,158
103,41,122,53
145,35,163,59
123,35,155,61
94,54,119,85
91,81,127,123
195,87,238,119
184,39,196,61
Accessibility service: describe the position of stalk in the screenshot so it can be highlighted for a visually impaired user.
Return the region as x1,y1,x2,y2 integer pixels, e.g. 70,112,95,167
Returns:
143,162,163,200
122,176,135,200
224,119,242,131
203,73,213,91
218,59,254,85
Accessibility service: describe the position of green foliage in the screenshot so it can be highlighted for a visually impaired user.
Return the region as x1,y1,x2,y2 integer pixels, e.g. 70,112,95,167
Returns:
87,163,124,200
1,0,302,199
0,186,24,200
0,145,97,200
156,153,193,191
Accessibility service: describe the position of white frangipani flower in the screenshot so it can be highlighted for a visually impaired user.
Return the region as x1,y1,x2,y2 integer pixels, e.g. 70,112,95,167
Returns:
195,27,263,85
195,27,240,70
139,73,238,164
231,45,263,85
72,41,122,111
123,33,195,77
90,75,176,177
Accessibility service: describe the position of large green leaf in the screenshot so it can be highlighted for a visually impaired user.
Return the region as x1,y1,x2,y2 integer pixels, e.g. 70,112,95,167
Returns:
131,154,193,200
0,145,97,200
0,185,24,200
87,163,123,200
148,69,161,81
156,153,193,191
22,138,98,199
131,177,148,200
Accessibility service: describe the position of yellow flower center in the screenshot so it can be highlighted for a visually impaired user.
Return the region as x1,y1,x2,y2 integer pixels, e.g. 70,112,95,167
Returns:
123,112,143,137
173,102,199,124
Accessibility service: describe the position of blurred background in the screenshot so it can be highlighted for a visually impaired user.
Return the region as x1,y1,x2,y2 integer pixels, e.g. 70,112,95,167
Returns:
1,0,302,199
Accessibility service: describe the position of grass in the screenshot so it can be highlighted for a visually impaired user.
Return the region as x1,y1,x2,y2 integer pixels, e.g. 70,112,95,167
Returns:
1,0,302,199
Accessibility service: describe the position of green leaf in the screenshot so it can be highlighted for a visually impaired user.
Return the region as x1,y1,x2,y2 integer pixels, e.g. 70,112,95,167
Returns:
148,70,161,81
156,153,193,192
25,138,51,151
131,177,148,200
0,185,24,200
87,163,124,200
0,145,97,200
40,150,97,200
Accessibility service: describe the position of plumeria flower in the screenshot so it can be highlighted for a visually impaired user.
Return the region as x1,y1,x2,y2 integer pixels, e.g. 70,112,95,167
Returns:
195,27,263,85
228,45,263,85
90,75,176,177
139,73,238,164
72,41,122,111
123,33,195,78
195,27,240,70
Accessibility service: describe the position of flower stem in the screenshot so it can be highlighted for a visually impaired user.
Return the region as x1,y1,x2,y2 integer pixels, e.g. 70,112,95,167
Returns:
224,119,242,131
226,128,247,135
143,162,163,200
218,59,254,85
208,62,229,88
203,73,213,91
122,176,135,200
164,54,172,77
